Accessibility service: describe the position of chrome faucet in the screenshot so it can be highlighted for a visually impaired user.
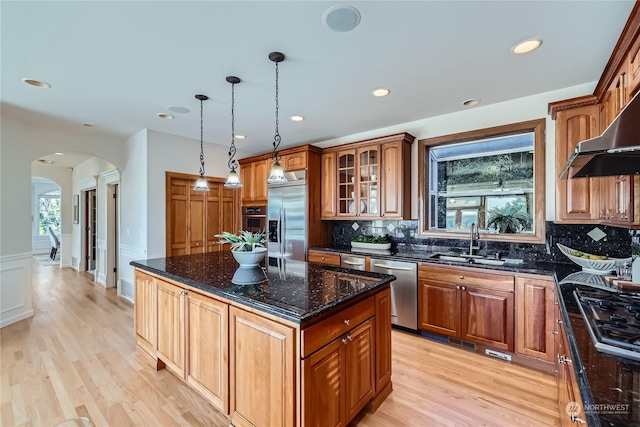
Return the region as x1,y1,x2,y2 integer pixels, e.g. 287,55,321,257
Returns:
469,222,480,256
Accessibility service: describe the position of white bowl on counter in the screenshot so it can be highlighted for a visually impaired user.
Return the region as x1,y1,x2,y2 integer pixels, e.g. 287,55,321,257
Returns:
557,243,631,275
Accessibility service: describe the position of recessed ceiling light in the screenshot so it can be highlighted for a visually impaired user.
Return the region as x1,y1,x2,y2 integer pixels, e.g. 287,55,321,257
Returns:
462,99,481,106
235,134,246,140
290,115,305,122
372,88,390,97
54,152,64,156
22,78,51,88
167,105,190,114
512,39,542,55
157,113,174,120
322,5,361,32
82,123,96,127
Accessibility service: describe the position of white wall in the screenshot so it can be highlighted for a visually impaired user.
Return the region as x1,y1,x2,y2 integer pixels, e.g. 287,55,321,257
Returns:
314,82,596,222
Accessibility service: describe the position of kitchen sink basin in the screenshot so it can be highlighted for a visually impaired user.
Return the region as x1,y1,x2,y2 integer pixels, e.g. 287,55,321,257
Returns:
428,253,505,266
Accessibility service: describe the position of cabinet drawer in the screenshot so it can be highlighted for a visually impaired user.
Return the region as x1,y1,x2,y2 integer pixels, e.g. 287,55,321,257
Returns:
302,297,375,357
308,250,341,266
419,263,514,292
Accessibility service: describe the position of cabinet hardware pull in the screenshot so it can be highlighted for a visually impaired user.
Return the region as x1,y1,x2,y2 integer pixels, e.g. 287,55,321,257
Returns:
552,369,559,374
570,414,586,424
344,319,350,326
461,286,466,291
342,338,348,345
556,319,563,324
343,261,363,266
372,263,413,271
552,301,559,305
321,257,325,260
552,330,559,335
557,354,572,364
459,275,464,279
347,335,353,341
456,285,460,290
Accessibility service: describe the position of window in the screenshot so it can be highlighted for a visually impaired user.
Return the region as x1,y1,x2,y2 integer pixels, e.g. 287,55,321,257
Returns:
39,190,61,235
418,119,545,243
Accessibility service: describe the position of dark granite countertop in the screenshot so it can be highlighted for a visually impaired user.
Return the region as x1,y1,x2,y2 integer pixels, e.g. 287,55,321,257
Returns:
131,252,394,325
556,270,640,427
309,244,559,276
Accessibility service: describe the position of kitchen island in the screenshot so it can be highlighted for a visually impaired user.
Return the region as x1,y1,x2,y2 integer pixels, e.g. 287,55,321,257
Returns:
131,252,394,427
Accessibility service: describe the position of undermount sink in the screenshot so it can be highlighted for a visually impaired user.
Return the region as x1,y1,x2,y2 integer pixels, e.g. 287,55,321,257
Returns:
428,253,506,266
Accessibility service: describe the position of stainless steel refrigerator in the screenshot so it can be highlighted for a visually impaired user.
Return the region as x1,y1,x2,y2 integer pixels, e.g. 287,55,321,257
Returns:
267,172,307,261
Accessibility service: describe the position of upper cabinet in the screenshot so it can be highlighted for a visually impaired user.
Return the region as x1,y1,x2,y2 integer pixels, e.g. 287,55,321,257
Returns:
321,133,414,220
550,3,640,229
239,159,269,206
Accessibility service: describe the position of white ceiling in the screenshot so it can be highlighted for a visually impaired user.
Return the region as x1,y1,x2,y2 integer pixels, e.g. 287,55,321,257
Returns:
2,1,635,162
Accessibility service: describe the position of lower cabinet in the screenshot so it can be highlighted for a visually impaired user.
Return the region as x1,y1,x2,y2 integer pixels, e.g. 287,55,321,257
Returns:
418,264,515,352
134,271,157,358
229,306,296,427
303,318,374,426
157,280,185,377
515,275,555,363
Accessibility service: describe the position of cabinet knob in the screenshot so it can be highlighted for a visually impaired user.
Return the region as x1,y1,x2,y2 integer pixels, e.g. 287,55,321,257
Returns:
342,338,348,345
347,335,353,342
570,414,586,424
344,319,350,326
552,301,559,305
456,285,460,290
556,319,563,324
459,275,464,279
461,286,466,291
321,256,325,260
552,330,559,335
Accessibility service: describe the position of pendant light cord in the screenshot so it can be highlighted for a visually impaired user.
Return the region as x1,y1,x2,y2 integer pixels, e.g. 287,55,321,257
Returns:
272,60,281,162
199,98,205,177
228,82,238,170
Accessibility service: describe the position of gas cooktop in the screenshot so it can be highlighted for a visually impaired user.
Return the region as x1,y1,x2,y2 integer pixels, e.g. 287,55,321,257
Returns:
574,287,640,362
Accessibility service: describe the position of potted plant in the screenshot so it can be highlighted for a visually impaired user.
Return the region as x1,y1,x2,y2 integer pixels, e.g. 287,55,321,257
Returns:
215,230,267,267
486,205,533,234
350,234,392,250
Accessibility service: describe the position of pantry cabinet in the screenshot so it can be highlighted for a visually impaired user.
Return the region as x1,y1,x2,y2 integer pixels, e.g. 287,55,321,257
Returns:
321,133,414,220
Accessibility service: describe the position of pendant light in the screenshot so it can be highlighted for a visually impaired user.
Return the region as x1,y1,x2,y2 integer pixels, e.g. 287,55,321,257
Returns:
266,52,287,184
193,94,209,191
224,76,243,188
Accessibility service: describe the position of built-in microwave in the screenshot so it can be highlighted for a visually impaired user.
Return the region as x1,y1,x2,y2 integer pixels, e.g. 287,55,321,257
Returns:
242,206,266,232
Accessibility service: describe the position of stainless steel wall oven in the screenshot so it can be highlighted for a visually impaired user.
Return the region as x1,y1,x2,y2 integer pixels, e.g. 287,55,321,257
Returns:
241,206,266,233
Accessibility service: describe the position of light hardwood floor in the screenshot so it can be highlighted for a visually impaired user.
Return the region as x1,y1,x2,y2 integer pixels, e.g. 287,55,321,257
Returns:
1,262,560,427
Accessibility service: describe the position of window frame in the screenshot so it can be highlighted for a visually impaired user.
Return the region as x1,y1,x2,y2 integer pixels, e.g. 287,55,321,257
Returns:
418,118,546,244
37,190,61,236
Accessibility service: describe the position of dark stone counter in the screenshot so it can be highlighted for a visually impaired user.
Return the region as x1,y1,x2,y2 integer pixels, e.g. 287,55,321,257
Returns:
131,252,394,325
556,276,640,427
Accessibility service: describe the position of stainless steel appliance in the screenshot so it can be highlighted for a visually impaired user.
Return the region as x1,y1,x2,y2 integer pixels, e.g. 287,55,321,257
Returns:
573,287,640,362
241,205,266,233
341,255,367,271
268,172,307,261
369,258,417,330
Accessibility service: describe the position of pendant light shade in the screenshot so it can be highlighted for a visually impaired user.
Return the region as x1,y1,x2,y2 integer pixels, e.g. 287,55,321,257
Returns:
193,94,209,192
266,52,288,184
224,76,243,188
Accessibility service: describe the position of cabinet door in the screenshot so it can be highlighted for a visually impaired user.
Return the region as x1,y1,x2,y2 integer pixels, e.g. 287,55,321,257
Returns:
357,146,379,217
134,271,157,358
186,291,228,413
418,279,460,337
461,286,514,352
615,175,633,223
229,306,295,427
515,276,554,362
321,152,337,219
555,106,600,222
281,151,307,171
253,160,269,203
629,34,640,98
374,288,392,393
168,178,189,256
337,149,357,217
302,338,344,427
240,162,254,205
380,140,407,218
157,280,185,377
189,186,206,254
345,319,374,422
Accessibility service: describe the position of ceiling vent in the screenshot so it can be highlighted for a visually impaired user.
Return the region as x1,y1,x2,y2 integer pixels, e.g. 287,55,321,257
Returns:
322,5,361,32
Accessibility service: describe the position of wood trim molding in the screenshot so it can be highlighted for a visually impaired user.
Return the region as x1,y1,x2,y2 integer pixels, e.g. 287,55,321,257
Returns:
594,2,640,99
321,132,415,154
238,144,322,164
547,95,599,119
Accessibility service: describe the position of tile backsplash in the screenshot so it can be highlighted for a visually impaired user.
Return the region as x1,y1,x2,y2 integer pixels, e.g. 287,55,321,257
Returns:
330,220,634,264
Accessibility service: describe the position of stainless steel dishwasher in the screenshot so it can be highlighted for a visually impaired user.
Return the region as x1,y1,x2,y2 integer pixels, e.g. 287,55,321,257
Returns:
369,258,418,330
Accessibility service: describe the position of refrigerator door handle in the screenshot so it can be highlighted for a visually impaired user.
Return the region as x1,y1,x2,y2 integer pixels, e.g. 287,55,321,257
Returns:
281,208,286,255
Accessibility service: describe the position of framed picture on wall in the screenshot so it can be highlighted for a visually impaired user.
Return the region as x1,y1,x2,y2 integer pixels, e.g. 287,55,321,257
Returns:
73,194,79,224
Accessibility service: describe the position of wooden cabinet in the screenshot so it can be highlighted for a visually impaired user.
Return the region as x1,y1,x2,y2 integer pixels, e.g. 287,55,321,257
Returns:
374,288,392,395
279,151,307,171
229,306,295,427
134,271,157,359
515,276,555,363
629,32,640,97
240,159,269,206
156,279,185,377
166,172,239,257
307,249,341,266
321,133,414,220
418,264,515,352
302,311,374,426
186,291,229,413
554,104,601,223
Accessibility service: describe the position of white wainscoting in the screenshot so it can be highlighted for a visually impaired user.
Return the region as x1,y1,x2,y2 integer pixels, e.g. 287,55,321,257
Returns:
119,244,146,303
0,253,33,328
96,238,108,287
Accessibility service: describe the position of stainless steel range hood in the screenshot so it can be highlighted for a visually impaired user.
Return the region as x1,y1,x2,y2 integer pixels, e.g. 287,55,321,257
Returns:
560,91,640,179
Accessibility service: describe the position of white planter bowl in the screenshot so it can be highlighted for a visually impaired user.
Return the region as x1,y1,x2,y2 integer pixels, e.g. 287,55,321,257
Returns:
231,247,267,267
557,243,631,274
350,241,391,250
